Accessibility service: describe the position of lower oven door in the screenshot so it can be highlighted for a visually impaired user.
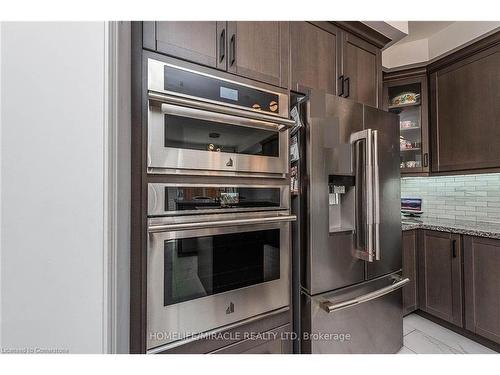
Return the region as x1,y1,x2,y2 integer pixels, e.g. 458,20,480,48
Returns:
147,96,289,177
147,217,291,350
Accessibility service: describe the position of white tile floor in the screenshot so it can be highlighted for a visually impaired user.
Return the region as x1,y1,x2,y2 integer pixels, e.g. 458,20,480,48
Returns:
398,313,497,354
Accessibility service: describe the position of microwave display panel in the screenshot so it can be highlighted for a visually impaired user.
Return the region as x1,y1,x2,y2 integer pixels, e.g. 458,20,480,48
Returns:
164,65,280,114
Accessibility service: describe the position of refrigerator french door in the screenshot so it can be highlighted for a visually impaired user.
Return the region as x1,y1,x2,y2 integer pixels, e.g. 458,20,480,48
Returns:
296,91,408,354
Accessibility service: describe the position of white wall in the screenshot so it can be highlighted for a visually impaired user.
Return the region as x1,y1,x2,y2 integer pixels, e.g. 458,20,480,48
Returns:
382,38,429,68
0,22,117,354
428,21,500,59
114,21,131,355
383,21,500,69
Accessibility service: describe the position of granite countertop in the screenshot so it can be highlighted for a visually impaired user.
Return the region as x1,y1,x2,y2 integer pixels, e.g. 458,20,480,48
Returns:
401,217,500,239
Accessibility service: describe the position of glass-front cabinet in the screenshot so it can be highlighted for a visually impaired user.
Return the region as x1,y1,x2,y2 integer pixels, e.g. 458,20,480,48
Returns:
383,69,429,175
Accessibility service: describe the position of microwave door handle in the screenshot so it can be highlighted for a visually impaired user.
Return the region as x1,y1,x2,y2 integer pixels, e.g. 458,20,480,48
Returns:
350,129,374,262
148,91,296,130
159,102,283,133
148,214,297,233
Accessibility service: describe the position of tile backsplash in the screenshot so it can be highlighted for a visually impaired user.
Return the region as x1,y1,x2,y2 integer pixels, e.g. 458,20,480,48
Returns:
401,173,500,224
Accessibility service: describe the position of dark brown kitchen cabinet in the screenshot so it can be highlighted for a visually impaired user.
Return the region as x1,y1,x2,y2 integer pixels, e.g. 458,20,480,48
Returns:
464,236,500,344
429,37,500,173
226,22,289,88
384,68,430,175
290,22,340,95
151,21,289,88
402,230,418,315
419,230,463,327
154,21,223,69
290,22,383,106
341,32,382,108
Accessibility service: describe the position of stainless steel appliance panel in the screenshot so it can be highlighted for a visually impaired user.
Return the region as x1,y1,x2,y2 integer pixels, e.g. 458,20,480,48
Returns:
363,106,402,279
301,273,407,354
148,58,290,119
147,58,292,177
148,182,290,217
295,91,404,354
147,218,291,350
304,93,365,295
148,100,289,176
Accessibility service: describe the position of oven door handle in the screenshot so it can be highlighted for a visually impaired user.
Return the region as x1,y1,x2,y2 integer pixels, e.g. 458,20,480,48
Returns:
148,91,296,131
148,214,297,233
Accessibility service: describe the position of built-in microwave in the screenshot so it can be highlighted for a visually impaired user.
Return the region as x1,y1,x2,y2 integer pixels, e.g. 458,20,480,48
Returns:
147,58,295,177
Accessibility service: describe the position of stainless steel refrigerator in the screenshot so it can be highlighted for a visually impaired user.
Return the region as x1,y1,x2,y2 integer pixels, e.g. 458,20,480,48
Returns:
291,90,408,354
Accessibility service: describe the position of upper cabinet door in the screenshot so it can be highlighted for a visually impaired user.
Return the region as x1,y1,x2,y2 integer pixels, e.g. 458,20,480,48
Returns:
341,32,382,108
155,21,225,69
430,44,500,173
384,73,430,175
226,22,289,88
290,22,339,95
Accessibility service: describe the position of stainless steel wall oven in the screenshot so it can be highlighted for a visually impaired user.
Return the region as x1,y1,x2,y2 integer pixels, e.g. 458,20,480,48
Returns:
147,58,294,177
147,182,294,351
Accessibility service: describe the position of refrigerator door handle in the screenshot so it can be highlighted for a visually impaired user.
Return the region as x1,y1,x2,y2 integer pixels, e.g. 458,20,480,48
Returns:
350,129,374,262
372,130,380,261
320,276,410,313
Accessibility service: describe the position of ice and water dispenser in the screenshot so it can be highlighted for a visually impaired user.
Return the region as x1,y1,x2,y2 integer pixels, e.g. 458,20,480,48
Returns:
328,175,355,233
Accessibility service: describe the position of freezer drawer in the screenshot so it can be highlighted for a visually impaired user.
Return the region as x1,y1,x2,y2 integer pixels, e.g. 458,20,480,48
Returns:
301,272,407,354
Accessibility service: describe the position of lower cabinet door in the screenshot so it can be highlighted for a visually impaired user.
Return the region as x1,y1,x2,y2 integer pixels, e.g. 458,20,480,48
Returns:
464,236,500,344
419,230,463,327
402,230,418,315
211,324,292,354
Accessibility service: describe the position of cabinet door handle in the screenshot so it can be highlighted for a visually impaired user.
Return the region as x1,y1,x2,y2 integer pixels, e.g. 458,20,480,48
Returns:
423,153,429,167
338,75,344,96
345,77,350,98
452,239,457,258
229,34,236,67
219,28,226,63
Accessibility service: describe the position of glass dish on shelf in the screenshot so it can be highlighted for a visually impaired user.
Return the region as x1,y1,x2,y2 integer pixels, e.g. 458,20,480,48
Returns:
400,120,419,130
400,137,421,151
404,160,421,168
390,92,420,106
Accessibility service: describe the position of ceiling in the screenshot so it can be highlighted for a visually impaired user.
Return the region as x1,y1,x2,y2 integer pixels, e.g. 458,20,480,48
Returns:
394,21,455,44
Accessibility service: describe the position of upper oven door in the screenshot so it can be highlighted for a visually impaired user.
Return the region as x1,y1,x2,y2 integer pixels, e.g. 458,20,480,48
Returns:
147,58,293,177
147,214,293,351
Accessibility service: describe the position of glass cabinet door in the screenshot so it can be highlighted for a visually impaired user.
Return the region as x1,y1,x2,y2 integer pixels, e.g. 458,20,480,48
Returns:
387,81,426,173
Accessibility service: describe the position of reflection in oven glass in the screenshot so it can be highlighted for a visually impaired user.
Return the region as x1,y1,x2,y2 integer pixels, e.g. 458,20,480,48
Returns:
165,186,281,212
163,229,280,306
164,114,279,157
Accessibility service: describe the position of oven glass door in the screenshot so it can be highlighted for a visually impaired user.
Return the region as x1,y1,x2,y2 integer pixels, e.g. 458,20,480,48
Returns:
147,221,290,350
164,228,280,306
148,101,289,175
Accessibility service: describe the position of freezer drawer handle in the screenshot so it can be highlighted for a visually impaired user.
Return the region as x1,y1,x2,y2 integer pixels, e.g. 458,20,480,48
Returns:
148,214,297,233
320,276,410,313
